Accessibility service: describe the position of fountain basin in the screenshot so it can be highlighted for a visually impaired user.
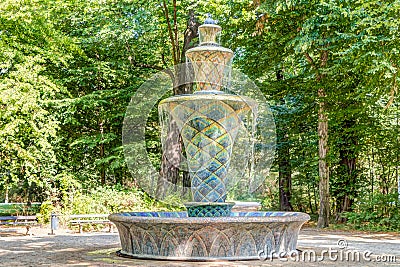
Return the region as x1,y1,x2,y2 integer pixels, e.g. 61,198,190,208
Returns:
109,211,309,261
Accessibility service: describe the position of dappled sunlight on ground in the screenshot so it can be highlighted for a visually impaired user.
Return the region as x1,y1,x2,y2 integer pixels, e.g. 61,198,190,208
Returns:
0,226,399,266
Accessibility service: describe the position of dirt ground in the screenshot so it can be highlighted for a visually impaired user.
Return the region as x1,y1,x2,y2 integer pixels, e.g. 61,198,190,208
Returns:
0,225,399,267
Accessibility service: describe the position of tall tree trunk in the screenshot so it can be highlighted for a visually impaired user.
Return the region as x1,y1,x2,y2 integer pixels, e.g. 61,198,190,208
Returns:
306,176,314,213
98,119,106,185
276,70,293,211
335,119,358,222
129,7,199,198
397,106,400,202
305,50,330,228
100,143,106,184
278,140,293,211
317,87,330,228
157,9,199,197
4,185,8,203
159,121,181,187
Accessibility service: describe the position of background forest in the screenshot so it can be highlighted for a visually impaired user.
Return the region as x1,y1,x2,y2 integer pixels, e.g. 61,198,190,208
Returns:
0,0,399,230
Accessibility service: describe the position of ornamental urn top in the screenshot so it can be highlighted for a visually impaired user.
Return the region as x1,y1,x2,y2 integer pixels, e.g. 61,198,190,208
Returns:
186,15,233,92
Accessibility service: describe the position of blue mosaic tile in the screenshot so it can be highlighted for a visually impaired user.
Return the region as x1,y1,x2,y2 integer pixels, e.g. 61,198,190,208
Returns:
208,160,222,172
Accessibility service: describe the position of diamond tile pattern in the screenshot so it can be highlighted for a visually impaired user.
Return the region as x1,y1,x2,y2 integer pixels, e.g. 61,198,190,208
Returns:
176,101,241,203
160,96,253,203
183,117,231,202
186,50,233,91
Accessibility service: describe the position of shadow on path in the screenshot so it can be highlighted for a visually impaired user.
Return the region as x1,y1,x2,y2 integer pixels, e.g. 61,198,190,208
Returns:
0,226,399,266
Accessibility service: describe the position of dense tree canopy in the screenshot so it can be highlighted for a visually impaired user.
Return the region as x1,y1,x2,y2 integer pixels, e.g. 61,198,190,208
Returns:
0,0,399,229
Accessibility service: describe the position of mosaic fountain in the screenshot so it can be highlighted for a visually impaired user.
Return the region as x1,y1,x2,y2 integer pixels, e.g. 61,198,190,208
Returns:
110,16,309,261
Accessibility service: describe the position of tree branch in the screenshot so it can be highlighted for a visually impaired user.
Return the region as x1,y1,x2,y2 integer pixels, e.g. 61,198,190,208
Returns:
173,0,180,63
162,0,177,65
128,56,174,81
181,9,200,63
320,50,328,68
304,52,317,69
304,51,329,82
125,31,175,82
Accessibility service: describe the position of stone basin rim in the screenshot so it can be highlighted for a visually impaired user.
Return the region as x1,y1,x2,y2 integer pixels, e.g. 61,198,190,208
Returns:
109,211,310,224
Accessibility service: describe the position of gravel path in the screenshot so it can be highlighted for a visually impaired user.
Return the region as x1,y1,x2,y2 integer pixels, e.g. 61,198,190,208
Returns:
0,226,399,267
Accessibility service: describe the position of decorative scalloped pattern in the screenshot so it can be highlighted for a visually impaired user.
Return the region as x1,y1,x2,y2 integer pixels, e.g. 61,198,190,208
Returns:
113,219,305,260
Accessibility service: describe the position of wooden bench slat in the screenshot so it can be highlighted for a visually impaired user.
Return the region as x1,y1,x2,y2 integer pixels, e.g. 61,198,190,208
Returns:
0,215,37,235
0,216,37,222
67,214,113,233
70,220,110,224
69,214,109,219
16,216,37,220
0,216,18,220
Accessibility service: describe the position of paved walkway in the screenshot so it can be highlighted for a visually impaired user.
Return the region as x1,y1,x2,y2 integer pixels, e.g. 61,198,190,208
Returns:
0,226,399,266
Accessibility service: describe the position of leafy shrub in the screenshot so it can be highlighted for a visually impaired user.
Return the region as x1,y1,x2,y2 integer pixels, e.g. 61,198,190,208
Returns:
344,193,400,231
67,185,149,215
38,181,171,224
37,201,55,224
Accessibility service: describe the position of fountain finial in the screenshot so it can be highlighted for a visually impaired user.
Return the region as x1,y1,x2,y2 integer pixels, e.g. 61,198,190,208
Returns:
204,13,218,25
198,15,221,45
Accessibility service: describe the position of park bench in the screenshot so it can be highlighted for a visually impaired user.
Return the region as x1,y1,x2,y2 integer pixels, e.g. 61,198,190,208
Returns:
0,215,37,235
68,214,113,233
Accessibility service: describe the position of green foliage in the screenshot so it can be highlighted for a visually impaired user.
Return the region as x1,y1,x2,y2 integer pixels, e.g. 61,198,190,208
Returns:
217,0,400,224
0,203,41,216
68,185,148,214
37,201,55,224
344,193,400,231
0,0,78,201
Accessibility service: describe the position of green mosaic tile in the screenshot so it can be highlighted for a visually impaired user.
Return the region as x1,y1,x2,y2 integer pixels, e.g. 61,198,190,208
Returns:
185,203,234,217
